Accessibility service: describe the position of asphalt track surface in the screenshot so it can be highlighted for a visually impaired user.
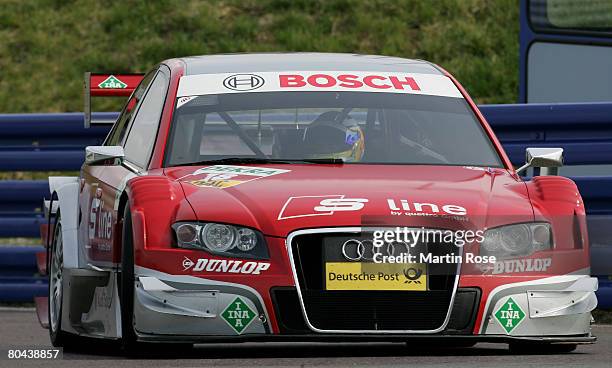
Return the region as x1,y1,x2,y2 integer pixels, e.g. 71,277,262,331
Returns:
0,309,611,368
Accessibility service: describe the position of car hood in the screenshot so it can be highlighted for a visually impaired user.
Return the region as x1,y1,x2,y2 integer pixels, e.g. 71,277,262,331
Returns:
165,164,533,237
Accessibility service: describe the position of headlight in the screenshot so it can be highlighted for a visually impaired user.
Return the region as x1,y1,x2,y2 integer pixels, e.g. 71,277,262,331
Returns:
481,222,552,259
172,222,269,259
202,223,236,252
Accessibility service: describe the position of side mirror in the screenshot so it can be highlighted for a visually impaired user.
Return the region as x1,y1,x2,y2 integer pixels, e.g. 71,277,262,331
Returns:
85,146,124,166
516,147,564,175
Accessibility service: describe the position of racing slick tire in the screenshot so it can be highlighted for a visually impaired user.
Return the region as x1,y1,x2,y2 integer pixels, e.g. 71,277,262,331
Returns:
119,205,192,354
119,205,138,351
508,342,578,354
48,212,80,349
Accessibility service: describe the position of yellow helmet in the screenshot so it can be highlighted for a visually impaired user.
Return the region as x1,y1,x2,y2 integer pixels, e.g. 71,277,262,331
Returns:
302,111,365,162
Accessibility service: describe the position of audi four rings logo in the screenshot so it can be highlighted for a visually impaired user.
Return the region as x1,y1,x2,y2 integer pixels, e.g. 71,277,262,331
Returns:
223,74,265,91
341,239,411,261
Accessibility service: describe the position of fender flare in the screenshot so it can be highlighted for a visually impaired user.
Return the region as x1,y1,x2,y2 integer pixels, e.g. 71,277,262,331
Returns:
49,177,80,269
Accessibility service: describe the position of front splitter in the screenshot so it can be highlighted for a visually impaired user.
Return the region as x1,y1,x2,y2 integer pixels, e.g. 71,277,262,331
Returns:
135,331,596,345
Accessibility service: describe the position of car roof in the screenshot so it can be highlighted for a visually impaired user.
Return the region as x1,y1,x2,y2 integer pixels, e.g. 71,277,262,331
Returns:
176,53,443,76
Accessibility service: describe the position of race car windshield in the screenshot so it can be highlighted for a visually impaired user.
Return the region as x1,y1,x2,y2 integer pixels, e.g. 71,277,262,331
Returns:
165,92,503,167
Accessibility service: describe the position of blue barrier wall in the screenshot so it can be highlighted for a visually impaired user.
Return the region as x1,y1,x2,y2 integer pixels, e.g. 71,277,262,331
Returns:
1,104,611,306
0,247,47,302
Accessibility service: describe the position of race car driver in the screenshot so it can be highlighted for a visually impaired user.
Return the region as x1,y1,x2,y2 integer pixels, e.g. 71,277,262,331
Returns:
302,111,365,162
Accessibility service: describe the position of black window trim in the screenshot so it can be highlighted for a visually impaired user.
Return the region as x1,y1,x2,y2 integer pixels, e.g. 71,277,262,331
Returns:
102,69,157,147
121,64,171,171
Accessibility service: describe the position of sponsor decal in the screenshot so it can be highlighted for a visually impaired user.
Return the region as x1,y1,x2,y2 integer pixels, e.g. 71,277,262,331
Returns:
177,71,463,98
94,288,112,309
277,195,368,220
325,262,427,291
182,257,270,275
403,267,423,284
223,74,265,91
279,73,420,91
387,199,467,216
88,197,113,241
221,297,257,334
315,198,369,212
494,297,525,334
278,195,466,220
492,257,552,275
186,165,290,189
176,96,197,108
97,75,127,89
182,257,195,271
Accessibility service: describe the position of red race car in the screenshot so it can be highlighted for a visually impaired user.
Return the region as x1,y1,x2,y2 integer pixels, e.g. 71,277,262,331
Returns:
43,53,597,353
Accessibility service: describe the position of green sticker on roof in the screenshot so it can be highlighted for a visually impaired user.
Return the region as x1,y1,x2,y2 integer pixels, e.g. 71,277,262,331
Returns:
98,75,127,89
494,297,525,334
221,297,256,334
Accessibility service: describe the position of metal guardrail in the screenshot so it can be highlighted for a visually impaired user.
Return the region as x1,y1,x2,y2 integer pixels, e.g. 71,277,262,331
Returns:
0,247,47,302
480,103,612,165
0,112,115,171
1,104,611,306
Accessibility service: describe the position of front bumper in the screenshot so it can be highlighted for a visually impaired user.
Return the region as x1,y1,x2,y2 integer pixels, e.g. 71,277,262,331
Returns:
478,274,598,336
134,266,271,336
132,266,598,344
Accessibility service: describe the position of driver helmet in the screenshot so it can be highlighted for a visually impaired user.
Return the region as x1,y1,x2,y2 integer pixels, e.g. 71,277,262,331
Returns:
302,111,365,162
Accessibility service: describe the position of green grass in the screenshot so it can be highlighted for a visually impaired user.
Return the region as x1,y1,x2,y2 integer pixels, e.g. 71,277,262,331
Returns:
0,0,519,241
0,0,519,114
0,171,78,180
0,238,40,246
547,0,612,28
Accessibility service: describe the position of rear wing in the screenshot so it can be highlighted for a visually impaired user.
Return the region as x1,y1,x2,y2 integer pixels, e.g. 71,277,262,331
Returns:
84,72,144,127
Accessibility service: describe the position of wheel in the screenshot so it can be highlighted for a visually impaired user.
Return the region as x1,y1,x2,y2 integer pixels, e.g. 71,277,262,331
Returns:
48,212,78,348
119,205,192,354
120,205,138,351
509,342,577,354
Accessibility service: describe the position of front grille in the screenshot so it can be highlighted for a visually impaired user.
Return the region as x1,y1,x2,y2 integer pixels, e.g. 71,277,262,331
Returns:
303,290,451,331
288,229,460,332
270,287,480,334
445,288,481,333
271,287,309,334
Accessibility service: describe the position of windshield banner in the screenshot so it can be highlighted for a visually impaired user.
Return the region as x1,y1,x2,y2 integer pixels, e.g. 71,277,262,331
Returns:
177,71,463,98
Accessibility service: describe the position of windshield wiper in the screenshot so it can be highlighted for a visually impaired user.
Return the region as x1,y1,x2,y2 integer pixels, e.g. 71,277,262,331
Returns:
297,158,345,164
176,157,293,166
173,157,345,166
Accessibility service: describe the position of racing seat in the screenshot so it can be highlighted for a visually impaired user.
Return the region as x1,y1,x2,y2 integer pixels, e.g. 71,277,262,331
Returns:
272,129,307,159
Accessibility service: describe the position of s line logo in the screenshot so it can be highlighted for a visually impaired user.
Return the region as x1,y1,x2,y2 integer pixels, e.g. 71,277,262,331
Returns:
315,198,369,212
278,195,368,220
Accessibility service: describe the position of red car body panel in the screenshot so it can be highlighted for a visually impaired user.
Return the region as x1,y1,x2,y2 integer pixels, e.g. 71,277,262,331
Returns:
166,165,532,237
126,163,590,335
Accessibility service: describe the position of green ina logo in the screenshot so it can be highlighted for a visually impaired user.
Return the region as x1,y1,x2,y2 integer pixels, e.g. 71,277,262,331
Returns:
98,75,127,89
494,297,525,334
221,297,257,334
